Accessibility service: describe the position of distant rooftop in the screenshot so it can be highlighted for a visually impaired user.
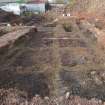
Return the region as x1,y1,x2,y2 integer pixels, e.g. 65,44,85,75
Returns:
0,0,45,3
0,0,24,3
0,0,61,4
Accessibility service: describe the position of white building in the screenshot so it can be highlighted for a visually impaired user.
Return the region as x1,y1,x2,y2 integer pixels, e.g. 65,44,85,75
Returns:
48,0,56,3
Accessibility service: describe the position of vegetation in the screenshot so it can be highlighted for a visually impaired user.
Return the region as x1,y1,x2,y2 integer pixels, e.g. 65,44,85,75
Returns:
63,23,73,32
55,0,64,3
67,0,76,8
55,0,75,4
16,0,25,4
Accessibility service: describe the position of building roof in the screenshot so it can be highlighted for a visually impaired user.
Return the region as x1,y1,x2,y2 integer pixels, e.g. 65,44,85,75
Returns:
0,0,56,3
0,0,34,3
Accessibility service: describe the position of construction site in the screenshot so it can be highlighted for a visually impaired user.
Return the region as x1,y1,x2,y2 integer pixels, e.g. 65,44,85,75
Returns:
1,0,105,105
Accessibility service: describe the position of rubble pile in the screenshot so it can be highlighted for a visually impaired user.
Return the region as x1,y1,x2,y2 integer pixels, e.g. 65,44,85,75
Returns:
0,88,103,105
0,26,37,49
0,9,45,26
0,9,22,24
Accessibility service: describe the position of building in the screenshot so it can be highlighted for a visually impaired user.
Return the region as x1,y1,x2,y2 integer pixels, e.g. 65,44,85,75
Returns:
0,0,44,3
0,0,47,15
0,0,56,3
0,0,64,15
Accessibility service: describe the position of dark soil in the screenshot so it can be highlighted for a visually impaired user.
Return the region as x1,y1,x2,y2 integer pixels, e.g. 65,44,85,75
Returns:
0,11,105,102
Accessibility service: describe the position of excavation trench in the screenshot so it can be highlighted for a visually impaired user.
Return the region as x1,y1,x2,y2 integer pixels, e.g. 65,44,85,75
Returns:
0,26,54,98
1,16,105,101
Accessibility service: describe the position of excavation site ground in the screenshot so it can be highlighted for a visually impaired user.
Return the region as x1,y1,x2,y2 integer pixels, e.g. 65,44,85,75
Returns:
1,4,105,104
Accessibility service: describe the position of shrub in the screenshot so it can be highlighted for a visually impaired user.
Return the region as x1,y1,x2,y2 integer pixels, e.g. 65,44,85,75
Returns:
63,23,73,32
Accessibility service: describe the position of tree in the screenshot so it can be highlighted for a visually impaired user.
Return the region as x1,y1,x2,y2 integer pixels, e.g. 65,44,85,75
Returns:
16,0,25,4
55,0,64,3
68,0,76,5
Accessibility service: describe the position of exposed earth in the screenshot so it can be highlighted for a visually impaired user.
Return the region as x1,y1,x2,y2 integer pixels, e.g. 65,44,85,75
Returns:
1,4,105,104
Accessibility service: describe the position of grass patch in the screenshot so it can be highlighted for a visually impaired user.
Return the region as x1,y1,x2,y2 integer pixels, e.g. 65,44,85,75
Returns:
63,23,73,32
